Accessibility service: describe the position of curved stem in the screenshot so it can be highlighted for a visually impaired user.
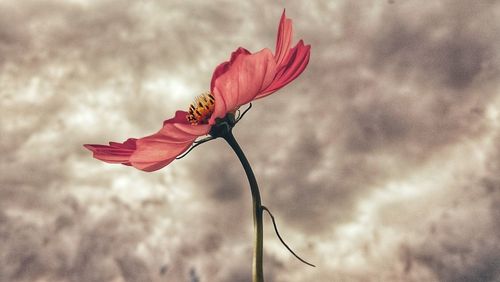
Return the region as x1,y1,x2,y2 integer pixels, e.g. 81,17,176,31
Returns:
262,206,316,267
223,130,264,282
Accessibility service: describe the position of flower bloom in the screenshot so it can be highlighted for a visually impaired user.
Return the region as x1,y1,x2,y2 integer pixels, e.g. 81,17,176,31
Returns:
84,11,311,172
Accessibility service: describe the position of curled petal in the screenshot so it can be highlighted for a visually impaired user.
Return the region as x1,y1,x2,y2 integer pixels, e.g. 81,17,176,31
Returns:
209,49,277,124
259,11,311,98
84,111,210,172
257,40,311,99
275,10,294,67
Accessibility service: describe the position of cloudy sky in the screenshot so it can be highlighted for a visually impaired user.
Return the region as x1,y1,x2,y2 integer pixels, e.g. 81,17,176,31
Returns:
1,0,500,281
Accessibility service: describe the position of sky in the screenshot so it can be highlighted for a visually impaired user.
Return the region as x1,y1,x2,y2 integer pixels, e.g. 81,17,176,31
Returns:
1,0,500,281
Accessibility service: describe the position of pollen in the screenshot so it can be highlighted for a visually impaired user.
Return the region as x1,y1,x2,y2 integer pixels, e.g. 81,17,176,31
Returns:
187,91,215,125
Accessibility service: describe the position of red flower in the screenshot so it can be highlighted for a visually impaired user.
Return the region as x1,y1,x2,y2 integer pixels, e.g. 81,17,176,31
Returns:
84,11,311,172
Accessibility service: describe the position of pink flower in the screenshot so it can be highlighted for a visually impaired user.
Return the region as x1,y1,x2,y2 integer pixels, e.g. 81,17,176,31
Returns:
84,11,311,172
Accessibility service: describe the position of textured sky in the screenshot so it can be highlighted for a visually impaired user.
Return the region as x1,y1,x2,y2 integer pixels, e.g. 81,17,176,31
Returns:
1,0,500,281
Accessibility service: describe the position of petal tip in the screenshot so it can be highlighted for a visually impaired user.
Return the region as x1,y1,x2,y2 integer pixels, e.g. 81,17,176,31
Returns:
83,144,98,153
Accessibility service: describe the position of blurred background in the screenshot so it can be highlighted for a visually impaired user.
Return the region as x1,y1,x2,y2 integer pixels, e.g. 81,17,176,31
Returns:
1,0,500,281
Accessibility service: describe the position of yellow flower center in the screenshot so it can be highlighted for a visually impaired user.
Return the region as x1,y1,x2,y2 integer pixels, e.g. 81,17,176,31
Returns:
187,92,215,125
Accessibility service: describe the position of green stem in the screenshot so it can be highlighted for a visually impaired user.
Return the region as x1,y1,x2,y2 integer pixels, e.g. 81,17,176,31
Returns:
223,130,264,282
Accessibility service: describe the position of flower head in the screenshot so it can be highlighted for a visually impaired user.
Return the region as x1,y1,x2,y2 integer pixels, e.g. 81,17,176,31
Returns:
84,10,311,172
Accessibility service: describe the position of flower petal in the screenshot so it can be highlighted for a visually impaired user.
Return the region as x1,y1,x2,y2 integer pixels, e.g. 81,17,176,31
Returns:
129,134,194,171
210,47,251,92
163,110,191,126
84,138,137,165
84,111,210,172
275,10,293,67
158,111,208,143
209,49,277,124
130,112,210,171
257,40,311,99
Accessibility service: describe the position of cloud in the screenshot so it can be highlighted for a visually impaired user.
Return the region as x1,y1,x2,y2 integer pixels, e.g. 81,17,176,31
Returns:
1,0,500,281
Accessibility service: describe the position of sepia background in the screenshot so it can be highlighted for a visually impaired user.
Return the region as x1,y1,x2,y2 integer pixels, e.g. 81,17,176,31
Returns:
1,0,500,281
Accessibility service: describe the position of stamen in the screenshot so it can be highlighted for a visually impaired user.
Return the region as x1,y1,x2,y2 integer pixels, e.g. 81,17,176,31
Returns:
186,91,215,125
